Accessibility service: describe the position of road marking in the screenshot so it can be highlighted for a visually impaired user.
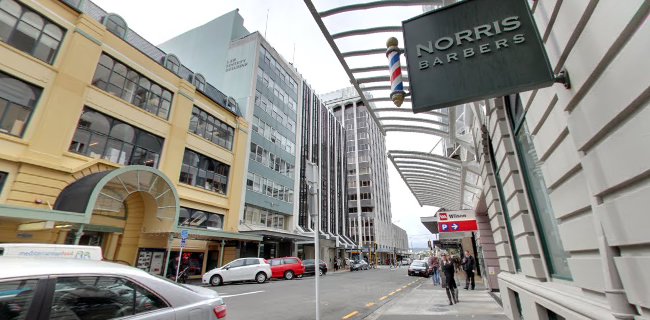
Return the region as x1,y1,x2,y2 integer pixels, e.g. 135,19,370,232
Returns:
402,286,407,289
220,290,264,298
342,311,359,319
365,302,375,308
388,291,395,296
379,296,388,301
396,288,402,292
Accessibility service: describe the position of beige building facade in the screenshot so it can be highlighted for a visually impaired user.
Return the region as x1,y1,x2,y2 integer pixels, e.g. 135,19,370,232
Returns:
0,0,258,277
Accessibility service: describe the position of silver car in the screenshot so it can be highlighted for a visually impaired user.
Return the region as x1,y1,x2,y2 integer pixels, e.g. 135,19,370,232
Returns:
0,256,226,319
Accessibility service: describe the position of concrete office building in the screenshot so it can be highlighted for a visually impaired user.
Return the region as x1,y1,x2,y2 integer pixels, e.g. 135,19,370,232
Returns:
322,88,408,263
0,0,258,277
296,81,354,264
160,11,311,259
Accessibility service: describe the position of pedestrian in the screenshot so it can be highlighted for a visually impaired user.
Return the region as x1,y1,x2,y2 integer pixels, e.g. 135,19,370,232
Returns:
428,255,440,286
461,250,476,290
440,253,459,305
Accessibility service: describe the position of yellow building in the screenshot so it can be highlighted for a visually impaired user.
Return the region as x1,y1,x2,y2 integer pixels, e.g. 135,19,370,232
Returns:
0,0,260,277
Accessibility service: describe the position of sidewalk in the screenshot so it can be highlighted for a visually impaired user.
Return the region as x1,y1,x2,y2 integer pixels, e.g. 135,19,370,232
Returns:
365,277,507,320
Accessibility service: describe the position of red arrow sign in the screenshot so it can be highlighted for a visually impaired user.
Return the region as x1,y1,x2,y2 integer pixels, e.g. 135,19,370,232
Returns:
438,220,478,233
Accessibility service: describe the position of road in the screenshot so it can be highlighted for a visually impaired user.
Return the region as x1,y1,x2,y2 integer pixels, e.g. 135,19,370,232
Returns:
206,267,427,320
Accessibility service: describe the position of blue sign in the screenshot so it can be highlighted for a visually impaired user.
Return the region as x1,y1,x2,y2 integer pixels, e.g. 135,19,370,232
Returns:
441,224,449,231
181,230,189,240
452,223,459,231
180,238,187,248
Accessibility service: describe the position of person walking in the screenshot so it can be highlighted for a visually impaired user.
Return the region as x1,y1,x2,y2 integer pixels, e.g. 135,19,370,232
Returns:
461,250,476,290
440,253,458,305
428,254,441,285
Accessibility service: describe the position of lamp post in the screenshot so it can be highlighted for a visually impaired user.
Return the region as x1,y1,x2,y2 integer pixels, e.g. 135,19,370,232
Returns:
306,161,320,320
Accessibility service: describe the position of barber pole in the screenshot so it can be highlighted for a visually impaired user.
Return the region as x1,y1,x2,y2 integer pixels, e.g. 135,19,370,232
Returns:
386,37,406,107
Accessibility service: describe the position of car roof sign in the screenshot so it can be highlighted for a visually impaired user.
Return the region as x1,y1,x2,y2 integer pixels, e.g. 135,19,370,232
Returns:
0,243,103,260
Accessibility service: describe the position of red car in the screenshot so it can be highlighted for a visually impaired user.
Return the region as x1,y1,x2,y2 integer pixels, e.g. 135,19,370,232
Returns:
267,257,305,280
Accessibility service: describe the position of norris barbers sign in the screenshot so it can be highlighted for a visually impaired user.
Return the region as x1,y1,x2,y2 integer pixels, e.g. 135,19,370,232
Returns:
402,0,554,113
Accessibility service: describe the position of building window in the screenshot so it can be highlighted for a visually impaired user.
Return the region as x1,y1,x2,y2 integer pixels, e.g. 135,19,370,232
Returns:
506,94,572,279
0,171,7,194
163,54,180,75
69,108,164,167
245,171,293,203
546,309,565,320
103,13,127,39
188,106,234,150
193,73,206,91
178,207,224,230
0,71,42,137
179,149,229,195
487,134,521,271
244,205,285,230
92,53,173,119
0,0,65,64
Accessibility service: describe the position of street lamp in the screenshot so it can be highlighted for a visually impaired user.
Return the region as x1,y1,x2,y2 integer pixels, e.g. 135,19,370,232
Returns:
306,161,320,320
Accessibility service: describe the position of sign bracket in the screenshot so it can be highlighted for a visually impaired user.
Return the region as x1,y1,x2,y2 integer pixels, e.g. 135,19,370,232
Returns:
554,68,571,89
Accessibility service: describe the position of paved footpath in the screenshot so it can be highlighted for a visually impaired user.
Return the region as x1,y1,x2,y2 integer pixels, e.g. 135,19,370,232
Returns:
364,277,507,320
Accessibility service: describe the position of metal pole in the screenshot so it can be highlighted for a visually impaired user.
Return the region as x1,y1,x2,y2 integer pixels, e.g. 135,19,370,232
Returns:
219,240,226,267
162,234,173,277
73,224,85,245
307,161,320,320
175,245,183,282
314,194,320,320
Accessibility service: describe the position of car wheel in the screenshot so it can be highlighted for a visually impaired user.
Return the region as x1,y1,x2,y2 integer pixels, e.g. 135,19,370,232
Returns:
210,275,222,286
255,272,267,284
319,269,323,276
284,270,295,280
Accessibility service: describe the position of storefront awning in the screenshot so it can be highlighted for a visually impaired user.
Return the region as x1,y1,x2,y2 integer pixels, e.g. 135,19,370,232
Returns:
175,227,262,242
241,229,314,242
53,165,179,223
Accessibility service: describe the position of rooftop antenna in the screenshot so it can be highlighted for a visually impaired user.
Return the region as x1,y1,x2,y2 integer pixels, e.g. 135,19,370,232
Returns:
292,43,296,64
264,9,269,38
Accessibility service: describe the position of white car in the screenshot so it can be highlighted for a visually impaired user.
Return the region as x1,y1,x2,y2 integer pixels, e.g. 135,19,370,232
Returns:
202,258,271,286
0,244,227,319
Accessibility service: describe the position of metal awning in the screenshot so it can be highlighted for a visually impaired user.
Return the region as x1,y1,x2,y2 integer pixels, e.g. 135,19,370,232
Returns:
306,0,484,210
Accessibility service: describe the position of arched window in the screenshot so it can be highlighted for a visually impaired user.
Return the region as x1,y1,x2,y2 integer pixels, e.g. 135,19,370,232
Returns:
193,73,206,91
91,53,173,119
69,107,164,167
0,0,64,64
103,13,127,39
207,214,223,229
163,54,180,75
13,12,44,53
0,0,22,41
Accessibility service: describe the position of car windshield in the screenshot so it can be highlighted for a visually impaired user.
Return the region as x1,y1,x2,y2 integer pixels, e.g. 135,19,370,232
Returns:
411,261,426,267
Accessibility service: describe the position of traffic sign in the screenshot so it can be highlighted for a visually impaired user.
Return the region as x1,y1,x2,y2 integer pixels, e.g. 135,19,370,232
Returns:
438,220,478,233
181,230,189,240
180,238,187,248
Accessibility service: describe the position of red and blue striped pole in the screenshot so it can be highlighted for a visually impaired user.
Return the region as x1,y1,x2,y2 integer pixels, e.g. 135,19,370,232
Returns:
386,37,405,107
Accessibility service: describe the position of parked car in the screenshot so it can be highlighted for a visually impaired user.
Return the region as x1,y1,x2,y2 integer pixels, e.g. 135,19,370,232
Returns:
408,260,430,278
401,258,412,266
203,258,270,286
303,259,327,276
350,259,369,271
268,257,305,280
0,244,227,319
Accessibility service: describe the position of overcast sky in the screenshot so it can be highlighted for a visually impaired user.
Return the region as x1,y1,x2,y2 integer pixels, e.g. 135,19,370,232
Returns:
93,0,439,248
